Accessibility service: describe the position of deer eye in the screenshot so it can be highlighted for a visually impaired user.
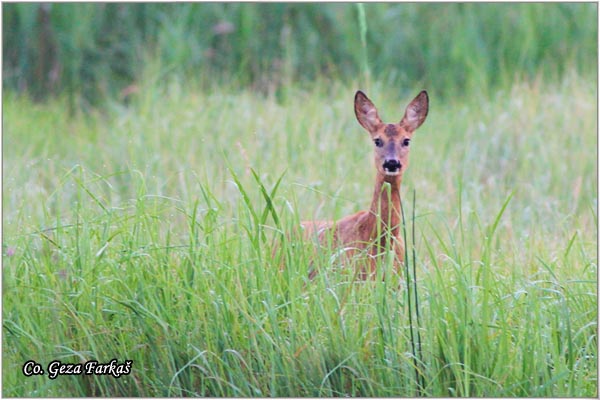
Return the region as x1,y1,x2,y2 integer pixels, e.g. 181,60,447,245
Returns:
373,138,384,147
402,138,411,147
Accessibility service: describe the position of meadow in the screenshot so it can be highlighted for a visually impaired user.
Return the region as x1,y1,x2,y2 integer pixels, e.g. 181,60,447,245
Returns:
3,69,597,396
2,2,598,397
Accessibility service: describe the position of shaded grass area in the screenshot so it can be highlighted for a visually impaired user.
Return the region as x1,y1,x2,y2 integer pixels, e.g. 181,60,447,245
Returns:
2,73,597,396
3,3,597,105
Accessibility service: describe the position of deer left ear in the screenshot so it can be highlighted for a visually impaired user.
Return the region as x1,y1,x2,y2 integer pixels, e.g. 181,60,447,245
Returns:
354,90,383,132
400,90,429,132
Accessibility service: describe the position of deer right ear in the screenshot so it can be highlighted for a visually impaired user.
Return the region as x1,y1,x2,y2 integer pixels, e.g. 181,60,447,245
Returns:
354,91,382,132
400,90,429,132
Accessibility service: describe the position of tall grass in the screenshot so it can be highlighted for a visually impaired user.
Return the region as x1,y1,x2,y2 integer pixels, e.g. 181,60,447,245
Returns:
3,68,596,396
3,3,597,105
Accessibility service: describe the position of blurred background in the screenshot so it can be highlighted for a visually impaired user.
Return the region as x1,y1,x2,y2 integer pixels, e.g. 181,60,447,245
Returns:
3,2,597,108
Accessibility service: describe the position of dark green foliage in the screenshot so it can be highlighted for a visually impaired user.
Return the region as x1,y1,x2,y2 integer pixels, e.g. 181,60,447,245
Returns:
3,3,597,106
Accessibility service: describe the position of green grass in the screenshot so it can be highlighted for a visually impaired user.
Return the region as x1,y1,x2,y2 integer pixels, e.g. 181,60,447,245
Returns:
3,3,597,105
2,72,597,396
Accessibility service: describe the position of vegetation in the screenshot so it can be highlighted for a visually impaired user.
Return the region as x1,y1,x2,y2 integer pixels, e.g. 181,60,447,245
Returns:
3,3,597,105
3,2,597,397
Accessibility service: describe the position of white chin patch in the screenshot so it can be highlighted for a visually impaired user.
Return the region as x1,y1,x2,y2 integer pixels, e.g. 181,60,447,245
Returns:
384,170,401,176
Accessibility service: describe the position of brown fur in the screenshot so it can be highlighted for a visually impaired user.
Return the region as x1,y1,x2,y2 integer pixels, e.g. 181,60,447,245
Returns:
301,90,429,279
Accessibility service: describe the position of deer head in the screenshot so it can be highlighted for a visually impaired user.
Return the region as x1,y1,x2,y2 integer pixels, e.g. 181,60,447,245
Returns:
354,90,429,179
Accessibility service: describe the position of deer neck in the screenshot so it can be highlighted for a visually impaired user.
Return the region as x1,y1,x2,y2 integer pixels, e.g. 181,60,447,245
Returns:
369,173,402,237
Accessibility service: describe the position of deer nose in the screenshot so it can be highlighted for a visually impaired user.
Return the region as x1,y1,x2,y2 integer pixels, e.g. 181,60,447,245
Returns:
383,159,402,172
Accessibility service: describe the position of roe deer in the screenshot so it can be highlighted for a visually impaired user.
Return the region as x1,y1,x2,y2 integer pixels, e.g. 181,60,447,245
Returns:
301,90,429,279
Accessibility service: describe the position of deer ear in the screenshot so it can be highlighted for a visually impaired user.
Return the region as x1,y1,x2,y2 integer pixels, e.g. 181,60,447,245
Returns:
400,90,429,132
354,91,382,132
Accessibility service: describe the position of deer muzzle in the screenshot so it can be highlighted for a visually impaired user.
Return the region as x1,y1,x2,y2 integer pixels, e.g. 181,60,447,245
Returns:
382,159,402,175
